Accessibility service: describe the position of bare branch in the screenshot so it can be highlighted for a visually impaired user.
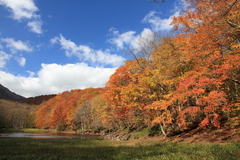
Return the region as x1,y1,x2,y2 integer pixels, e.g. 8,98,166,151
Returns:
124,49,146,71
231,79,240,85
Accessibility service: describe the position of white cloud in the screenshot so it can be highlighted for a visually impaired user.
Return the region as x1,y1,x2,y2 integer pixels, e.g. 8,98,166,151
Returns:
0,0,38,20
107,0,188,54
0,0,43,34
142,0,188,32
26,71,35,77
173,0,189,13
131,28,155,49
2,38,32,53
0,63,117,97
51,34,125,67
16,57,26,67
142,11,180,31
108,0,186,51
108,28,156,50
0,50,11,68
108,0,187,52
50,37,58,44
108,27,136,49
27,19,43,34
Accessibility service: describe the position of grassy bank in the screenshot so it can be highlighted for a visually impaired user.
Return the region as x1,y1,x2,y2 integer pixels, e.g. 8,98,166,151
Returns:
0,128,48,133
0,138,239,160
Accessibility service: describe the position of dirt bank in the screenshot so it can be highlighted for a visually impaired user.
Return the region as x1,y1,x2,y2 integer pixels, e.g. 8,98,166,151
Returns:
129,125,240,144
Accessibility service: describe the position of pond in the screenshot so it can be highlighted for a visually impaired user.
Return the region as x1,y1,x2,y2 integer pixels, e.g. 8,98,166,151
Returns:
0,132,101,139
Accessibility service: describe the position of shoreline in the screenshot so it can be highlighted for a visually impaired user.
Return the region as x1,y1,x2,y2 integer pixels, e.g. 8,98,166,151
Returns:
1,125,239,144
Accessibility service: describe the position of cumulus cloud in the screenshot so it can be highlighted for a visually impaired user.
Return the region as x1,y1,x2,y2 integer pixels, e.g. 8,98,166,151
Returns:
27,19,43,34
0,0,43,34
0,63,117,97
26,70,35,77
0,0,38,20
108,27,136,49
51,34,125,67
131,28,156,49
108,27,156,51
142,0,188,32
142,11,180,31
0,50,11,68
2,38,32,53
16,57,26,67
0,38,30,67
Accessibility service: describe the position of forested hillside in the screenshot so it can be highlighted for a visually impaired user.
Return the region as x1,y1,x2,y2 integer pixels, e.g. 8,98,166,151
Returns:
1,0,239,138
0,85,55,129
34,0,240,136
0,99,35,128
19,95,56,105
34,88,104,131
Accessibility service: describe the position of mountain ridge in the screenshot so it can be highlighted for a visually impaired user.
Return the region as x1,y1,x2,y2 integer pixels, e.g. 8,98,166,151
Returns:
0,84,25,100
0,84,56,105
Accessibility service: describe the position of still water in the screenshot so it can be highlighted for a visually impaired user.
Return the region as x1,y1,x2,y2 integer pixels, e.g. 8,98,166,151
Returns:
0,132,101,139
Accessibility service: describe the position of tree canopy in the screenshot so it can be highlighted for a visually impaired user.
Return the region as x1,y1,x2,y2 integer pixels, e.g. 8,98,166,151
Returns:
31,0,240,134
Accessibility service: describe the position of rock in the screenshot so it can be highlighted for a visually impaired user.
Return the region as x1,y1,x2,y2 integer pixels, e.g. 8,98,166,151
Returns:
121,134,131,141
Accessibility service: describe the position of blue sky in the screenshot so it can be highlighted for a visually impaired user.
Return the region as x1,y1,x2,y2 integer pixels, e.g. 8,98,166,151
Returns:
0,0,185,97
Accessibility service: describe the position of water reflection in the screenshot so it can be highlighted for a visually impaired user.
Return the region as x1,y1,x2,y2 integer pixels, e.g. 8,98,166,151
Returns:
0,132,101,139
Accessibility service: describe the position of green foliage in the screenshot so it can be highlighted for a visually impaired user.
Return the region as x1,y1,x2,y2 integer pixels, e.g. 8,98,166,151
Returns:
130,127,151,139
130,126,161,139
0,138,239,160
149,125,161,135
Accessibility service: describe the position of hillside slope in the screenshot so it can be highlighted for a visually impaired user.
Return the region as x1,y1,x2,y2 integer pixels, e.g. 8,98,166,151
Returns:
0,84,25,100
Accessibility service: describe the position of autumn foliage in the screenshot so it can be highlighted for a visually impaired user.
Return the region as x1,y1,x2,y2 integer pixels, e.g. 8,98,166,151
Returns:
33,0,239,134
34,88,103,130
0,99,34,128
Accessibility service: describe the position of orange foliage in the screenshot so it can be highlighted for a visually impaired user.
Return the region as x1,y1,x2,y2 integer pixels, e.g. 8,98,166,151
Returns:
34,88,103,130
34,0,240,132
